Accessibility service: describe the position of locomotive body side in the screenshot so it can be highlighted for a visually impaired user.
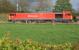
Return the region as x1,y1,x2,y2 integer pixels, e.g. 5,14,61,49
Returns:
9,12,55,23
8,11,73,23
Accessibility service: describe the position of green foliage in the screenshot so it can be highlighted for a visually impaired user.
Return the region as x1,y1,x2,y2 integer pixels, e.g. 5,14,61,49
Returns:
0,0,16,13
0,33,73,50
54,0,73,12
73,16,77,22
72,10,79,22
73,11,79,17
18,0,53,12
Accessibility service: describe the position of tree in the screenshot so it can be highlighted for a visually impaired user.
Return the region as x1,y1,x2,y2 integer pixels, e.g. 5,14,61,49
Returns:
0,0,16,13
54,0,73,12
14,0,33,12
30,0,53,12
7,0,53,12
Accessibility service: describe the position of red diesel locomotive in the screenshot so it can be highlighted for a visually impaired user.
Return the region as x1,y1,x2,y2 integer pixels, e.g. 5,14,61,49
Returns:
9,11,73,23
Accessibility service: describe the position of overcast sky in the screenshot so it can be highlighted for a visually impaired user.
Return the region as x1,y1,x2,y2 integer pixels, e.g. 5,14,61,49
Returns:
71,0,79,10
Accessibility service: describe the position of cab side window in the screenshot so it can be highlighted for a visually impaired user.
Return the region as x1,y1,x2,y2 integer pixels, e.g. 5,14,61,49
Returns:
10,14,16,16
66,14,71,16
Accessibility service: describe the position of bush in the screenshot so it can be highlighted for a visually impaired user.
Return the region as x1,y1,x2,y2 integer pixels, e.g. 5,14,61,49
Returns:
73,17,77,22
0,32,73,50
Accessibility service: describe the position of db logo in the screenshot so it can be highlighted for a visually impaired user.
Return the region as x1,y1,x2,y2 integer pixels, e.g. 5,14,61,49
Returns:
27,15,38,18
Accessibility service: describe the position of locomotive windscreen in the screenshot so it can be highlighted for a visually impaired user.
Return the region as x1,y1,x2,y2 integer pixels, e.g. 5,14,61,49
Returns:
55,13,63,18
55,13,63,22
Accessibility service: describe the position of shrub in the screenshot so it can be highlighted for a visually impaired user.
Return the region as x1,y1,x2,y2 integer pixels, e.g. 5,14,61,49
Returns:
0,32,73,50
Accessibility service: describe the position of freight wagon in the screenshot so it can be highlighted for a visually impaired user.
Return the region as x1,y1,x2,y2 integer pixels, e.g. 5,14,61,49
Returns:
8,11,73,23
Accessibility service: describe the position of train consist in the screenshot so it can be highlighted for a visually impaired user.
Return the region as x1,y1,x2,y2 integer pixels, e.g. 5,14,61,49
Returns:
9,11,73,23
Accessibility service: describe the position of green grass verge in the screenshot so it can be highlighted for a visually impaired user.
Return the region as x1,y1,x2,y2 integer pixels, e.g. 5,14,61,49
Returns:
0,23,79,44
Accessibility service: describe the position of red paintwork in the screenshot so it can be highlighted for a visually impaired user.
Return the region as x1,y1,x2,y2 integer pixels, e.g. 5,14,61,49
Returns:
9,11,72,21
9,12,55,20
63,11,72,19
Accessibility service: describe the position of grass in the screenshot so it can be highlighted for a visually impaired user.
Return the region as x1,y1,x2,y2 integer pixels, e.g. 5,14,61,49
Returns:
0,23,79,44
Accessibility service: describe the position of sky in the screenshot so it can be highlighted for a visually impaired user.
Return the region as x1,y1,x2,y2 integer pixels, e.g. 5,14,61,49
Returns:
71,0,79,10
9,0,79,10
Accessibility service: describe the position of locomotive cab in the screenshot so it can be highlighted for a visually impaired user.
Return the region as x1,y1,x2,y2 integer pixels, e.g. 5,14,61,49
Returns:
55,12,63,22
8,13,16,22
